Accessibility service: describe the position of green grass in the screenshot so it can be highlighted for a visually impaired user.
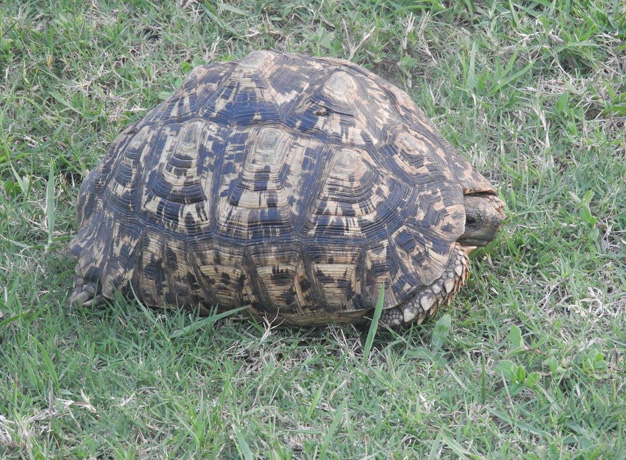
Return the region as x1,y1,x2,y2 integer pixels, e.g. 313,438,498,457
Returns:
1,0,625,458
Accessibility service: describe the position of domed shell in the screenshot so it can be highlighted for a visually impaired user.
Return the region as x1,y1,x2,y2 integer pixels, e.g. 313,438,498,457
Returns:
70,51,497,326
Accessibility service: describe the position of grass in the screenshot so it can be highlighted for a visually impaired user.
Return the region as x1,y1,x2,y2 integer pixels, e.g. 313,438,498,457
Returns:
1,0,625,458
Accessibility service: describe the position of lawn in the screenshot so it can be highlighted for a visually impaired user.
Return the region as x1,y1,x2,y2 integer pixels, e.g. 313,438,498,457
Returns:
1,0,625,458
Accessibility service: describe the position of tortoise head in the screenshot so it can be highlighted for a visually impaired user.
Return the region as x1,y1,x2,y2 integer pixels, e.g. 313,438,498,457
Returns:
458,193,505,248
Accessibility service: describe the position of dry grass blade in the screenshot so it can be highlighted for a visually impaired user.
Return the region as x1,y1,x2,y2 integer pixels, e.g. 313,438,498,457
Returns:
45,162,55,251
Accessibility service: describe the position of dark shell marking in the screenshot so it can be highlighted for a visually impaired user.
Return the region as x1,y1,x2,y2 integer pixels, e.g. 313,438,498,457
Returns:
70,51,499,326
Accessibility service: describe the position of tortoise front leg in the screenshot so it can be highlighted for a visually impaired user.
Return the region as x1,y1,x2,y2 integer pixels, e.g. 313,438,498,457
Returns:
379,243,469,327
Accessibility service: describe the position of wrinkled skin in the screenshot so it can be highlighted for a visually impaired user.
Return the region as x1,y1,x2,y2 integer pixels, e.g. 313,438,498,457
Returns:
460,194,505,248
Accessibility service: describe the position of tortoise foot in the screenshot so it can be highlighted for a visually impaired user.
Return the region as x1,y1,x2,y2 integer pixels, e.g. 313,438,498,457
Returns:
69,277,105,307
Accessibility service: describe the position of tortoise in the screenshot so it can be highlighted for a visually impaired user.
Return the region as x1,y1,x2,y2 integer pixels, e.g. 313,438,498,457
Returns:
69,50,504,327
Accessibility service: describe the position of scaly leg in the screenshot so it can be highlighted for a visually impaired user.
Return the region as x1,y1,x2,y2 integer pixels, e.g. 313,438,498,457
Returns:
68,276,105,307
380,243,470,327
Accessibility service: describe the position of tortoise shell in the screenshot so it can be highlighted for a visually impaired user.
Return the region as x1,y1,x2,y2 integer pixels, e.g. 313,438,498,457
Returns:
69,51,503,327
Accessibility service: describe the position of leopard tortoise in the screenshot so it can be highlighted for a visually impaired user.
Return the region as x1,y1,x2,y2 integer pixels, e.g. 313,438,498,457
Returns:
69,50,504,327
